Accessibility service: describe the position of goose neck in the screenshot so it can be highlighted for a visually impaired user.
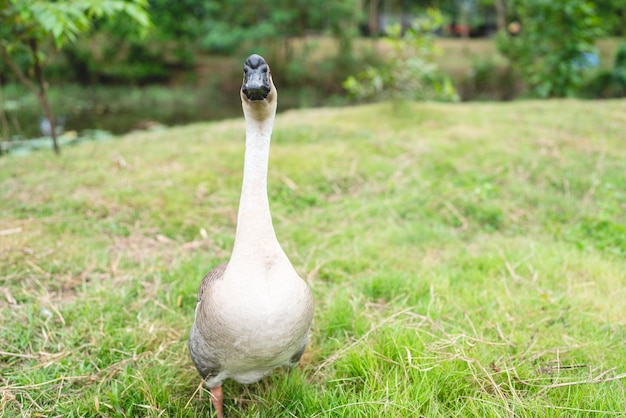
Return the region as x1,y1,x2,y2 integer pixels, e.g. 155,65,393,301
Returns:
232,114,279,257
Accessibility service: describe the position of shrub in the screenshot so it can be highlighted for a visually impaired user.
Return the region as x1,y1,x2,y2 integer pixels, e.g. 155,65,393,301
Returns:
459,58,521,101
497,0,604,98
580,42,626,98
343,9,458,102
615,42,626,79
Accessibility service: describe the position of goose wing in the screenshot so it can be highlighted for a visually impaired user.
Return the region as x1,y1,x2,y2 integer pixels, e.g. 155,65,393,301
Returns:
197,263,228,302
190,263,228,381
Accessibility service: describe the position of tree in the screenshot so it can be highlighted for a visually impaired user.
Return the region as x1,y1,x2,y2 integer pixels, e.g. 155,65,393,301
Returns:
593,0,625,36
198,0,360,59
493,0,506,31
497,0,604,98
0,0,150,154
367,0,382,36
76,0,207,84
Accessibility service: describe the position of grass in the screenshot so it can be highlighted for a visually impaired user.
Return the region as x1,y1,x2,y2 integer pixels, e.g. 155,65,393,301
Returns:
1,99,625,417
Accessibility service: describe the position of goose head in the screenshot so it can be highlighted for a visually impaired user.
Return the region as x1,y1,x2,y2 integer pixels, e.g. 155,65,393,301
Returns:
241,54,277,121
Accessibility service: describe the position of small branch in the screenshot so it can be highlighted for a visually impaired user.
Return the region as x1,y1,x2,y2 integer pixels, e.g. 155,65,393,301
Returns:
0,44,40,96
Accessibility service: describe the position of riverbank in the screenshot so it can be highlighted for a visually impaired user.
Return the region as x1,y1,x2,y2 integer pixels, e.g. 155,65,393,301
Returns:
1,38,621,145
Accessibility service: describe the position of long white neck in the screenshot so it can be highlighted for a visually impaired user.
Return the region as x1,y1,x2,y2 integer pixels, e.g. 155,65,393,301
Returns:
231,110,280,260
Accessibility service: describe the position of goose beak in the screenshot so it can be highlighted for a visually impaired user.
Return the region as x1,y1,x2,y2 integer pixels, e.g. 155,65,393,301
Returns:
242,54,272,101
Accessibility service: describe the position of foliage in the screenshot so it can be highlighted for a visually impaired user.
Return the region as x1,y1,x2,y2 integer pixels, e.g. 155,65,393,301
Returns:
0,0,150,153
144,0,207,41
198,0,360,56
459,57,521,101
21,0,361,85
1,100,625,416
0,0,150,49
429,0,624,37
344,10,458,102
580,42,626,98
616,42,626,74
592,0,626,36
497,0,605,98
74,0,208,82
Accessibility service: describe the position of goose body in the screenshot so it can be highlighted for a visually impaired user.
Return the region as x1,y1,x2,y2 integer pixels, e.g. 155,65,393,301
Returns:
189,54,314,418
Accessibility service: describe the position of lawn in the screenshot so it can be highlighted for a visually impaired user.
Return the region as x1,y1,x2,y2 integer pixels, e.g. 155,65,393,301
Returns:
1,99,625,417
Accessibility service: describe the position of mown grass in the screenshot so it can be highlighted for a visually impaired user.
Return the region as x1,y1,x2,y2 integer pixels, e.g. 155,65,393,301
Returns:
1,99,625,417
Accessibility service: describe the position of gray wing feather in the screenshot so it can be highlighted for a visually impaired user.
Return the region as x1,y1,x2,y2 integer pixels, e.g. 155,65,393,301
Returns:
197,263,228,302
189,263,228,382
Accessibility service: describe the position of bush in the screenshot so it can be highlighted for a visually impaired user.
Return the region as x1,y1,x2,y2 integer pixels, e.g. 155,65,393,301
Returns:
55,41,173,85
343,10,458,102
580,42,626,98
459,58,522,101
615,42,626,78
497,0,604,98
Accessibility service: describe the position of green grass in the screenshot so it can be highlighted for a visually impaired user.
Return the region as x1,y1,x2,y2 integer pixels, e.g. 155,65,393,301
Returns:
1,99,625,417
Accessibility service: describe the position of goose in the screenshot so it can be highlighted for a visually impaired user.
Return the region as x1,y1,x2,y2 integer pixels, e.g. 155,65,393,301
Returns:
188,54,315,418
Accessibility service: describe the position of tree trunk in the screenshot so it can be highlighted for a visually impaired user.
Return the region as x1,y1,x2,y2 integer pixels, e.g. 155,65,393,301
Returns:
401,0,411,34
495,0,506,32
29,39,60,155
0,79,10,142
460,3,470,39
368,0,380,36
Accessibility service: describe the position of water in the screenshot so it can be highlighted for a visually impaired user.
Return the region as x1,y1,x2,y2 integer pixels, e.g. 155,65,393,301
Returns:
0,83,343,141
1,84,241,140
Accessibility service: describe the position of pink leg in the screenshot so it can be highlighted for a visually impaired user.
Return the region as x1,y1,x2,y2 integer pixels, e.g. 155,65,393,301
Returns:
210,385,224,418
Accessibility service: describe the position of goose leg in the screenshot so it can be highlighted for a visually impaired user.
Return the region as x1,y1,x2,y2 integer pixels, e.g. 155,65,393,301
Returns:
210,386,224,418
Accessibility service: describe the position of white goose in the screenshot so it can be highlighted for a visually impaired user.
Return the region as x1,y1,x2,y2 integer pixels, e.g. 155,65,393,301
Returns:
188,54,314,418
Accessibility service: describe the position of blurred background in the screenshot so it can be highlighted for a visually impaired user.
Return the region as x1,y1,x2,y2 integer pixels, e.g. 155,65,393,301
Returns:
0,0,624,148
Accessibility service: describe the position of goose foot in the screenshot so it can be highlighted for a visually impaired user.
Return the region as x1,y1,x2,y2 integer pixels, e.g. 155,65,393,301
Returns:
209,385,224,418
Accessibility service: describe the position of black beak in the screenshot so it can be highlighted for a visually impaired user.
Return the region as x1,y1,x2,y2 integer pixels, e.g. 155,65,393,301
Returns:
242,54,271,101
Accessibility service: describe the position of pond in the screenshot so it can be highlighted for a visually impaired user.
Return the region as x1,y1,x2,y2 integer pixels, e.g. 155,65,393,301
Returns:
0,83,345,142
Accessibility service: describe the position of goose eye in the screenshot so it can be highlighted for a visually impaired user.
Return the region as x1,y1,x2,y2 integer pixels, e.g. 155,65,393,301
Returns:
263,67,268,73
